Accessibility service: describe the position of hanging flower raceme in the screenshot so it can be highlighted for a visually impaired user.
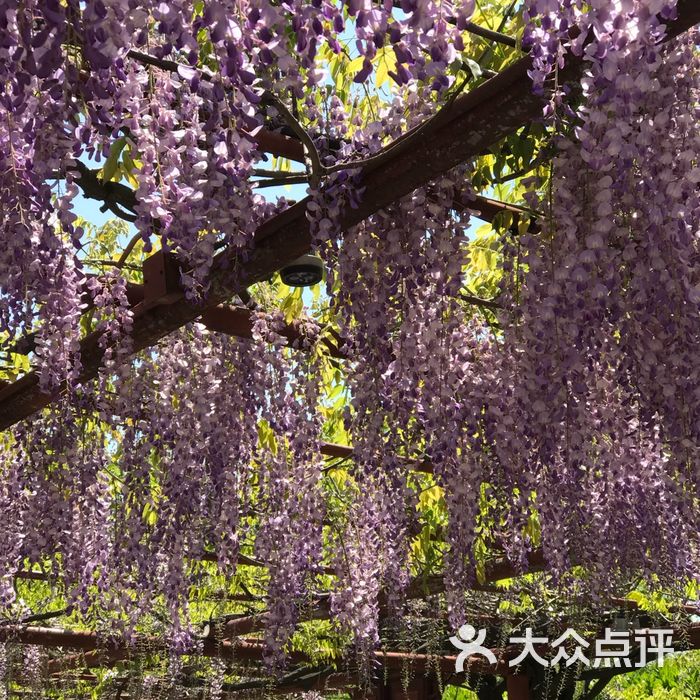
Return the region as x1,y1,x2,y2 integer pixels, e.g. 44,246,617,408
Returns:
307,82,500,653
0,443,26,608
251,312,326,667
523,0,678,98
497,0,700,587
0,7,83,390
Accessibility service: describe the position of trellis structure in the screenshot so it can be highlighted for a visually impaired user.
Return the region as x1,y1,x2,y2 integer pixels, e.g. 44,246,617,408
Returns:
2,2,700,700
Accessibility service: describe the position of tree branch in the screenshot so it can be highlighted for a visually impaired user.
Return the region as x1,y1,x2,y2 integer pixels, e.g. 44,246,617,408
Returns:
115,232,144,268
126,49,190,76
2,607,74,626
462,21,518,49
261,91,324,187
462,293,502,310
252,168,306,179
254,175,309,188
72,161,138,218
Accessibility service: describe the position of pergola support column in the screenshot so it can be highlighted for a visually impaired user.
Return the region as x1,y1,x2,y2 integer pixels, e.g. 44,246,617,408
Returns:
361,672,442,700
507,674,531,700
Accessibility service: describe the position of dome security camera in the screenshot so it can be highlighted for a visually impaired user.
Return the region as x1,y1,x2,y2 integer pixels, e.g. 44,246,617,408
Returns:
280,254,324,287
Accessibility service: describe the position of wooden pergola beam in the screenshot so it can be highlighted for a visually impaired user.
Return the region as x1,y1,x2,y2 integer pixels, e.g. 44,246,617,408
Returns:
506,674,531,700
2,625,501,676
18,620,700,682
0,188,521,432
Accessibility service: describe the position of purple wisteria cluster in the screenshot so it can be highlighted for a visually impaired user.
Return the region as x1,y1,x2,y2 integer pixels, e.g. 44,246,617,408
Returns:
307,0,700,645
308,86,482,639
0,314,327,656
497,0,700,584
0,0,480,322
523,0,678,94
0,0,698,672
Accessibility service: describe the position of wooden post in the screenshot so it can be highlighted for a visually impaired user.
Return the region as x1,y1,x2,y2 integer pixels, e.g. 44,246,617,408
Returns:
141,249,181,306
378,673,441,700
506,674,531,700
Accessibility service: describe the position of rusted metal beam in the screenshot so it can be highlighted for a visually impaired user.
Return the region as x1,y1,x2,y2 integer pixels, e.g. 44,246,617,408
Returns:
205,548,547,637
253,128,304,163
200,305,344,358
2,191,518,358
0,191,508,432
457,192,541,236
406,549,548,600
220,608,331,637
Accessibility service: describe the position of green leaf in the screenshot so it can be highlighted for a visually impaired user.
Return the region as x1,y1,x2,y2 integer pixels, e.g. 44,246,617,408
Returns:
121,148,140,188
463,57,483,79
100,137,127,183
257,419,278,455
375,47,397,90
